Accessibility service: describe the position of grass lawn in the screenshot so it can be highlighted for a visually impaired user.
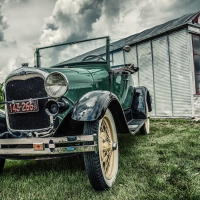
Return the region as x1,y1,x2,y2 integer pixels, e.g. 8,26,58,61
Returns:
1,119,200,199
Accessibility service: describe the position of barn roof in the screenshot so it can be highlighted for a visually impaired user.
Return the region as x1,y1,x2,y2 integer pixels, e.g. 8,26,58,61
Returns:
110,11,200,51
52,11,200,65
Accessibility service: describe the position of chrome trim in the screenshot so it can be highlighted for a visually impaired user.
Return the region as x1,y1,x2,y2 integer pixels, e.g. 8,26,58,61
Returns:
93,134,98,152
0,145,96,154
45,71,69,98
0,134,97,155
5,73,45,84
0,135,93,144
5,73,53,133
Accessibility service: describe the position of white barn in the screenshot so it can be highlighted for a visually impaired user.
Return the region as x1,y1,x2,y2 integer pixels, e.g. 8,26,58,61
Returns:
109,11,200,118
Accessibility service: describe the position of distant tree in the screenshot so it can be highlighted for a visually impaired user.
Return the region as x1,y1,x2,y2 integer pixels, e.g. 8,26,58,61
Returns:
0,83,4,102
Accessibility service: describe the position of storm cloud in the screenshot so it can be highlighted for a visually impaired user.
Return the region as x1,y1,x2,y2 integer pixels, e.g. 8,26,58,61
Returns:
39,0,200,46
0,0,200,81
0,5,8,41
40,0,104,45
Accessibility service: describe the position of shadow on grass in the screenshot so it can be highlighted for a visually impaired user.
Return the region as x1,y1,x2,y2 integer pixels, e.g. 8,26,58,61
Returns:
3,132,141,177
3,153,85,176
1,133,140,184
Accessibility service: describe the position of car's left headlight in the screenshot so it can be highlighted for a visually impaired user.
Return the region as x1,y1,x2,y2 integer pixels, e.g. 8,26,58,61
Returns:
45,72,69,98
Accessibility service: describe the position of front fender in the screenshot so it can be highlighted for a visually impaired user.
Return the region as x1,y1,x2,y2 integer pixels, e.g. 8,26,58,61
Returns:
0,110,7,134
71,90,130,134
71,91,117,121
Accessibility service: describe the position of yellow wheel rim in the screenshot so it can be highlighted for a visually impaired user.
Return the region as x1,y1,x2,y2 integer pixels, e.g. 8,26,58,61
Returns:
99,115,115,180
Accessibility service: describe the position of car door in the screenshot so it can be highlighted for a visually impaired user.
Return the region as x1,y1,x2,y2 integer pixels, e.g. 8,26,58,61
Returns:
112,69,134,109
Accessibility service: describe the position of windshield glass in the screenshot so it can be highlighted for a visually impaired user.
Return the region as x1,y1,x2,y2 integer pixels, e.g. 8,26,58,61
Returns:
38,38,107,68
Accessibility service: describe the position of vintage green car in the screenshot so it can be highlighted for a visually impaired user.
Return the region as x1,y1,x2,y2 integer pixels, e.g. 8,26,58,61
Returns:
0,36,152,190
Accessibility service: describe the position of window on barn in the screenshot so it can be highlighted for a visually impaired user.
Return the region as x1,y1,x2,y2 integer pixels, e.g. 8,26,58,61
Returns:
193,34,200,94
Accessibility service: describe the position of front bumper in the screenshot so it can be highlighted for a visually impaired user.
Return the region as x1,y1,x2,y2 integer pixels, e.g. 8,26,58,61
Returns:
0,134,98,156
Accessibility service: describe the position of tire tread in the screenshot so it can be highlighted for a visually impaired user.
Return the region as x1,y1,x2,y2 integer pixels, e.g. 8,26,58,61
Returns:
83,121,109,191
0,159,5,173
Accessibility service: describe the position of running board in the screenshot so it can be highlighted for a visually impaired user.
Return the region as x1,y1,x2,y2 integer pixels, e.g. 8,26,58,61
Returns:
128,119,146,135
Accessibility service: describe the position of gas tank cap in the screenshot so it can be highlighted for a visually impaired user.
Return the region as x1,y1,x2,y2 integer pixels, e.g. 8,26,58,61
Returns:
22,63,29,67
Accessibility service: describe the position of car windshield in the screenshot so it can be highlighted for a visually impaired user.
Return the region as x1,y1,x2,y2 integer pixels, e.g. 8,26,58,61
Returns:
37,37,107,68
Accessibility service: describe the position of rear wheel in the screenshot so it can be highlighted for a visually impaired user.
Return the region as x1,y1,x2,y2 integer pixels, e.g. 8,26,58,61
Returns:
140,103,150,134
83,109,118,191
0,158,5,173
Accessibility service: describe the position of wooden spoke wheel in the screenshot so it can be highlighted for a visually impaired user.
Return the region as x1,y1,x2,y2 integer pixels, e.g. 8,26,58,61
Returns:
83,109,118,191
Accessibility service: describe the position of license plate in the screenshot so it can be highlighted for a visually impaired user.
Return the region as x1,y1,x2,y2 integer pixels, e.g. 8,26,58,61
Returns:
8,100,39,114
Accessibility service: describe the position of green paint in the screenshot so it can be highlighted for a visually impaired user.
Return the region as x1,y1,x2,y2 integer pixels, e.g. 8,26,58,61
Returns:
37,36,135,111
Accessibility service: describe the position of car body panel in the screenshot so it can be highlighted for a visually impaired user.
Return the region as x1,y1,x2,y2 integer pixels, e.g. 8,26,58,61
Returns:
112,71,134,109
45,68,94,104
0,36,151,160
71,90,117,121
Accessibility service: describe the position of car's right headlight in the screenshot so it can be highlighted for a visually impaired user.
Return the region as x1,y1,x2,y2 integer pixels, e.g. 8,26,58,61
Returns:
45,72,69,98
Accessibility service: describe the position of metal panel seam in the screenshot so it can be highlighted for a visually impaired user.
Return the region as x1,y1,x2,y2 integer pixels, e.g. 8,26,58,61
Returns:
167,34,174,117
150,40,157,116
186,27,195,117
136,44,139,86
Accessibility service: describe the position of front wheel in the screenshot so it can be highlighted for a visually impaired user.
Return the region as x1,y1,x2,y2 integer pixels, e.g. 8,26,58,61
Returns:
0,158,5,173
83,109,118,191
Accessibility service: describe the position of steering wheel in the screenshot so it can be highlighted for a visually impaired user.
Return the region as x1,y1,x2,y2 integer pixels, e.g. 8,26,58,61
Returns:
82,55,106,61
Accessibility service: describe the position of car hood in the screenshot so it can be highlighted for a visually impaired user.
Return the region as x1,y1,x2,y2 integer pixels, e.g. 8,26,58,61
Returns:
45,68,93,84
4,66,109,103
43,67,94,103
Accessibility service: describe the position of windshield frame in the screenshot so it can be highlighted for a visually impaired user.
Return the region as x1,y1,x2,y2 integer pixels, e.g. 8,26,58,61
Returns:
35,36,110,69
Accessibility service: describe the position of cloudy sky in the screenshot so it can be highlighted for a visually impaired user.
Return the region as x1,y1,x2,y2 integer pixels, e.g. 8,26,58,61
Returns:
0,0,200,80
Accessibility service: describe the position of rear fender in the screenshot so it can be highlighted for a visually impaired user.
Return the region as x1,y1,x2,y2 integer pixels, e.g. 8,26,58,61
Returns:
132,86,152,119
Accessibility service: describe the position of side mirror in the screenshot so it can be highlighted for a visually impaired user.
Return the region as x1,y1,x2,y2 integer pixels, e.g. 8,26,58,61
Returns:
123,45,131,52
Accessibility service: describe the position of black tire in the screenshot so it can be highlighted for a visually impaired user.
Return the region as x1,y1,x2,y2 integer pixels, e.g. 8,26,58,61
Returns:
0,158,5,173
83,109,118,191
140,103,150,134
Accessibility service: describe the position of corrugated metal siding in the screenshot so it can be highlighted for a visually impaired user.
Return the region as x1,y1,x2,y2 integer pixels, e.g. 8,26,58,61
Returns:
169,29,192,116
188,26,200,34
186,31,195,117
138,42,155,116
152,36,172,116
194,95,200,116
124,45,139,86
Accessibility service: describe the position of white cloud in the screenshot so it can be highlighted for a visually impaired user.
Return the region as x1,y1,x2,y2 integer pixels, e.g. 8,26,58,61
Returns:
39,0,104,46
0,5,8,41
0,0,56,81
0,52,33,80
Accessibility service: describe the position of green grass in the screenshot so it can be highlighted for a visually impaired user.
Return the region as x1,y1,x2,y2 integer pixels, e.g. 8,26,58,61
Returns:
1,119,200,199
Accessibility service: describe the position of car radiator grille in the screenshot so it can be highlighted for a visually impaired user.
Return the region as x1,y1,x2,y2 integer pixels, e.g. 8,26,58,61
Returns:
6,76,50,130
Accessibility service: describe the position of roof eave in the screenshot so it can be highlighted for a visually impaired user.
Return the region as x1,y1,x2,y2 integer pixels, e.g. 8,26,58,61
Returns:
125,23,191,46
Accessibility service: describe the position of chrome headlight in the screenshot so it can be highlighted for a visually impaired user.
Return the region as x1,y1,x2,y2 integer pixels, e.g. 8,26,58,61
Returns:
45,72,69,98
